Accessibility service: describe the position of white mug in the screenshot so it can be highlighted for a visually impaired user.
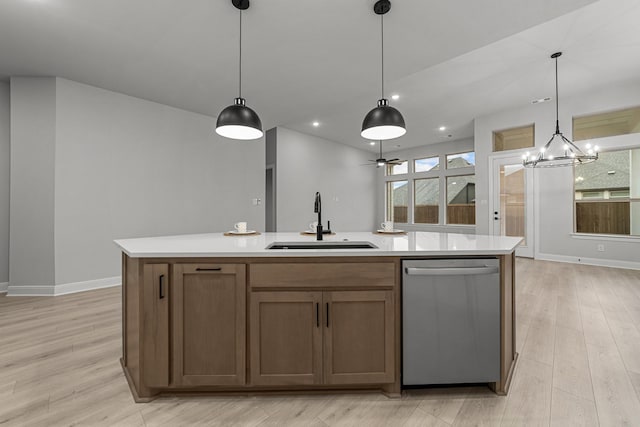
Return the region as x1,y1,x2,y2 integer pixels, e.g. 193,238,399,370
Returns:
234,221,248,233
309,221,318,232
381,221,394,232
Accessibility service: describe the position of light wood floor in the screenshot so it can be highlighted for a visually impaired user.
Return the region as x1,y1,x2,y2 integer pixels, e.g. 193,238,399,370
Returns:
1,258,640,426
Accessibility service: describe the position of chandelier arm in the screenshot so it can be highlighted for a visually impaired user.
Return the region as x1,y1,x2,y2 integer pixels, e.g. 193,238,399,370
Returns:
560,134,586,155
537,133,556,159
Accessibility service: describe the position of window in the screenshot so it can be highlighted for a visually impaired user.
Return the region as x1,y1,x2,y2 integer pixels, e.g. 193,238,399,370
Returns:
386,161,408,175
493,124,534,152
414,178,439,224
386,181,408,223
573,106,640,141
383,150,476,225
447,175,476,225
447,152,475,169
415,157,439,172
574,148,640,236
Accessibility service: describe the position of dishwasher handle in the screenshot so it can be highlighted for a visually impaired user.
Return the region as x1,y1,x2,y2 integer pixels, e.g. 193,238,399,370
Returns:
405,265,499,276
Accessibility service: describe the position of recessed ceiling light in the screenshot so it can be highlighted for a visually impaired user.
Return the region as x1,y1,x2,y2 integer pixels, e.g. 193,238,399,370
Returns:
439,126,446,131
531,97,551,104
391,94,400,100
312,121,320,127
369,141,376,145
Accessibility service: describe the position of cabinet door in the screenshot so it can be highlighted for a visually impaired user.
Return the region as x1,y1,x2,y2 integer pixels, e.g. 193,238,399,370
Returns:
142,264,170,387
324,290,395,385
172,264,246,386
250,292,323,386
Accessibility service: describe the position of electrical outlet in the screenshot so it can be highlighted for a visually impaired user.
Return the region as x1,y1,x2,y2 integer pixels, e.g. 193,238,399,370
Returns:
597,244,605,252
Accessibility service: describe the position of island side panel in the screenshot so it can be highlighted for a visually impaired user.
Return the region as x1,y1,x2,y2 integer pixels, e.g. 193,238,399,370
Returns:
123,254,141,390
493,252,516,394
383,258,402,397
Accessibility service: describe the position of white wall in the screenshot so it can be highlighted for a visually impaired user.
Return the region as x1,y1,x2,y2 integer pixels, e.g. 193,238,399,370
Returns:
0,82,9,290
8,77,265,294
9,78,57,289
276,127,376,232
475,80,640,268
376,138,476,233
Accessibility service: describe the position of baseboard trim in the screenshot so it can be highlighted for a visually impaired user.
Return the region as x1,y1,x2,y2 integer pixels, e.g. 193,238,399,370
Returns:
7,276,121,297
7,285,56,296
0,282,8,294
54,276,121,296
536,252,640,270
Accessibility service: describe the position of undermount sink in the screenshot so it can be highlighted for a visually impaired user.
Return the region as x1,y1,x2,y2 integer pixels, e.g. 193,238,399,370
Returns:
266,241,378,250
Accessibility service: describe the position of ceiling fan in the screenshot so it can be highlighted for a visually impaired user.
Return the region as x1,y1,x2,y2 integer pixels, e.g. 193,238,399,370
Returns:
364,141,403,168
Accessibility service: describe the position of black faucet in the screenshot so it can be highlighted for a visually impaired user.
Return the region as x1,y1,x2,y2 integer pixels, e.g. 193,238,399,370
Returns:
314,192,323,240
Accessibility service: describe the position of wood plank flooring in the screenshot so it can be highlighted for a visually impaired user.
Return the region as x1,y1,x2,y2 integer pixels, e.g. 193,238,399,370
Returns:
1,258,640,426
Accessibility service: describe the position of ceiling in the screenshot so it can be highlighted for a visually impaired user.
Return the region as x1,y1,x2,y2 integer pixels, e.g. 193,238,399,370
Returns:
3,0,637,154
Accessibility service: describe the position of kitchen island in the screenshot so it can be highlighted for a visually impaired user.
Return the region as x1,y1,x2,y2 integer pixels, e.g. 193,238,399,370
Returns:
115,231,521,402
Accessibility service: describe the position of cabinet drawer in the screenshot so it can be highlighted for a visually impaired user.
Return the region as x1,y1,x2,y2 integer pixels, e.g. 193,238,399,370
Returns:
250,263,396,289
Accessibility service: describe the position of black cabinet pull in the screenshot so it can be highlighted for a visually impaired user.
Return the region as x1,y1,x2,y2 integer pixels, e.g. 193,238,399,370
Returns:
316,303,319,328
325,302,329,328
196,267,222,271
159,274,165,299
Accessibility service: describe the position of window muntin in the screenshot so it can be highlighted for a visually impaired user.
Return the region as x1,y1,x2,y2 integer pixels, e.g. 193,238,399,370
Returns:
574,148,640,236
446,175,476,225
386,180,408,223
414,157,439,172
446,152,475,169
414,178,439,224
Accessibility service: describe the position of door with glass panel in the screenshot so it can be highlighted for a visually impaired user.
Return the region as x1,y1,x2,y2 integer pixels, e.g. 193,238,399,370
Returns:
491,156,534,258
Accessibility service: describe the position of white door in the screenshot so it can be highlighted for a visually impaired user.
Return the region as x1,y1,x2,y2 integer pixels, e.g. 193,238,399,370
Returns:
490,156,534,258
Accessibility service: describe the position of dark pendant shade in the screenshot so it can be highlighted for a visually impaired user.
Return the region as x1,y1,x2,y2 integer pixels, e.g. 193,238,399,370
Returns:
216,97,263,140
361,99,406,140
216,1,263,141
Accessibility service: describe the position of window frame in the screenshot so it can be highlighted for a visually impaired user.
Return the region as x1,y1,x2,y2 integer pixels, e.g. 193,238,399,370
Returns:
445,173,477,225
383,151,476,226
445,151,476,169
573,146,640,237
414,156,440,173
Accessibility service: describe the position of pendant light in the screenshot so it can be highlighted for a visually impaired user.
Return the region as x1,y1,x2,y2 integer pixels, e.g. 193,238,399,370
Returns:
523,52,597,168
216,0,263,140
361,0,406,141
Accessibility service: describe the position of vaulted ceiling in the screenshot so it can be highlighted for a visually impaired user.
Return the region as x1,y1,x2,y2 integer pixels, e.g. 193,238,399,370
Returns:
2,0,637,153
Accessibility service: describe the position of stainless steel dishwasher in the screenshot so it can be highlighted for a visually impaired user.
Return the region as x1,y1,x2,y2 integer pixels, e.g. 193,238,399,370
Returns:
402,258,500,386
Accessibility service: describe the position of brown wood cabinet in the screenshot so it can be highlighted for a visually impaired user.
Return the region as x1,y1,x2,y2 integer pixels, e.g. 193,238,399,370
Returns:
172,263,246,386
250,291,323,385
323,290,394,385
141,263,170,388
250,289,395,387
122,254,514,402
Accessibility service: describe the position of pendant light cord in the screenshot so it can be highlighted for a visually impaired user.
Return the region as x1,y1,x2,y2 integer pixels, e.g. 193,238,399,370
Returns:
555,55,559,134
381,14,385,99
239,10,243,98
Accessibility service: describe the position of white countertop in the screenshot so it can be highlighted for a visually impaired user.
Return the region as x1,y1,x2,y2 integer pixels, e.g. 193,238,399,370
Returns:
114,231,522,258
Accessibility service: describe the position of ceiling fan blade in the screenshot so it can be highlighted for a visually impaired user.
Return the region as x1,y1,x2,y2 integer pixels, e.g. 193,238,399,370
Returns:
388,158,400,162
